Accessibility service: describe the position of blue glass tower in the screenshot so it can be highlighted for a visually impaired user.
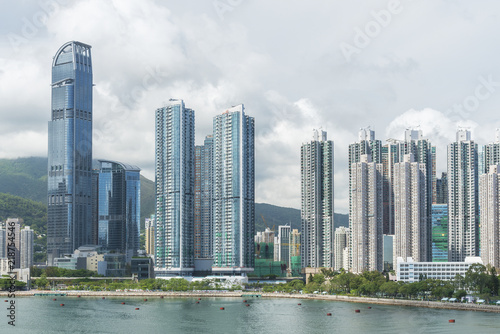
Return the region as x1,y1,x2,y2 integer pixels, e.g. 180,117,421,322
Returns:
47,41,93,265
94,160,141,263
431,204,448,262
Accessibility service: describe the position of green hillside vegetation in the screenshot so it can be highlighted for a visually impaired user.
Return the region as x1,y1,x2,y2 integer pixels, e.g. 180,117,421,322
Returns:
140,175,155,226
0,157,48,203
0,193,47,235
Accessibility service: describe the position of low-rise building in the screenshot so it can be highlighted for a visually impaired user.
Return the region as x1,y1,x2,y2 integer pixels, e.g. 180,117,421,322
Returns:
396,256,482,282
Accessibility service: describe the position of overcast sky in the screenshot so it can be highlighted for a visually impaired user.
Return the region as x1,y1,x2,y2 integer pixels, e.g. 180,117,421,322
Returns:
1,0,500,213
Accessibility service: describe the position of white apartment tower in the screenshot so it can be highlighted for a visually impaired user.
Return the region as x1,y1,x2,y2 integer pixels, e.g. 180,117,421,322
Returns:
448,129,479,261
334,226,349,271
20,226,34,269
479,165,500,268
212,105,255,274
350,154,383,273
154,99,195,275
301,129,334,268
393,154,427,267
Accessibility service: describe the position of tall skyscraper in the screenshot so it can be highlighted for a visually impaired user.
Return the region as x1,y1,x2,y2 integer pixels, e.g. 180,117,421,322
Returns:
350,154,383,273
393,154,427,266
448,129,479,261
155,99,195,275
94,160,141,263
479,165,500,268
381,142,399,235
20,226,34,269
481,129,500,175
48,41,93,265
431,204,448,262
194,135,213,259
334,226,349,271
301,129,334,268
212,105,255,274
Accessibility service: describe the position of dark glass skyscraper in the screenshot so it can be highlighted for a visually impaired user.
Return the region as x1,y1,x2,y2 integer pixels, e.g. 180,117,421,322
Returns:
94,160,141,263
47,41,93,265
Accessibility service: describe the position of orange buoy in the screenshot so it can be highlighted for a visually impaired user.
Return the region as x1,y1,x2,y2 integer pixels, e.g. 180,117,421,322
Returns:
198,298,201,300
77,295,81,298
298,303,301,305
135,308,140,310
121,302,125,305
60,304,64,306
327,313,332,316
4,300,8,302
368,306,371,309
449,319,455,323
102,297,105,299
246,304,250,307
160,296,164,299
144,299,148,301
220,307,225,310
355,309,360,313
53,298,57,301
243,300,247,302
196,301,200,304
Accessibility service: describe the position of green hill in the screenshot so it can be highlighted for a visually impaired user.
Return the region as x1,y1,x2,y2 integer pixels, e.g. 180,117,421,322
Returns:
0,157,48,203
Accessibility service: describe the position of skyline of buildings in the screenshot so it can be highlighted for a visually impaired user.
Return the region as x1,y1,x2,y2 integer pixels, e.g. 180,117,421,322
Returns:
479,164,500,269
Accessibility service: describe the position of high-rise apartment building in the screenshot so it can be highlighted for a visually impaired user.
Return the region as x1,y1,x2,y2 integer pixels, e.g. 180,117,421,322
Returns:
479,165,500,268
0,226,5,258
436,172,448,204
20,226,34,269
212,105,255,274
194,135,214,259
5,218,21,269
301,129,334,268
334,226,349,271
431,204,448,262
274,225,291,268
350,154,383,273
448,129,479,261
94,160,141,263
155,99,195,275
393,154,427,267
48,41,93,265
481,129,500,175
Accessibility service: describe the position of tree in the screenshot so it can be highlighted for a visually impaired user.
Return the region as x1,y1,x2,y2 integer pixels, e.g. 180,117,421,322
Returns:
464,263,488,294
379,281,399,297
35,274,49,289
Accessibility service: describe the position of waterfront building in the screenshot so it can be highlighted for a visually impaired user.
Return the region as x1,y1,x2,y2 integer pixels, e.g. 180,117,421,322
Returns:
145,216,155,256
479,165,500,268
131,256,155,279
396,256,483,283
334,226,349,271
274,225,291,268
301,129,334,268
448,129,479,261
154,99,195,275
0,226,5,258
48,41,93,265
383,234,393,271
20,226,34,269
212,105,255,274
393,154,428,267
194,135,214,259
350,154,383,273
94,160,141,263
431,204,448,262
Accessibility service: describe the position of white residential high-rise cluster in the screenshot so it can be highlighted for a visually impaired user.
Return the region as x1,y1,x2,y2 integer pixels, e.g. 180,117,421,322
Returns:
479,165,500,268
154,101,255,276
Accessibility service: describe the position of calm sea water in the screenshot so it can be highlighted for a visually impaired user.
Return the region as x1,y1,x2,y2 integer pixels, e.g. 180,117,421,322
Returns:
1,296,500,334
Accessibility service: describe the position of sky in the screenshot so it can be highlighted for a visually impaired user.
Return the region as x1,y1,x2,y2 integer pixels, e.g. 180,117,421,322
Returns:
1,0,500,213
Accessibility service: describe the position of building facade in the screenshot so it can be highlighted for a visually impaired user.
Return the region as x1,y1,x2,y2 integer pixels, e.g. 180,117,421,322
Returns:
20,226,34,269
274,225,291,268
301,129,334,268
393,154,428,266
155,99,195,275
397,256,482,283
94,160,141,263
479,165,500,268
48,41,93,265
194,135,214,259
334,226,349,271
447,129,479,261
212,105,255,274
431,204,448,262
350,154,383,273
5,218,21,269
145,216,155,256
